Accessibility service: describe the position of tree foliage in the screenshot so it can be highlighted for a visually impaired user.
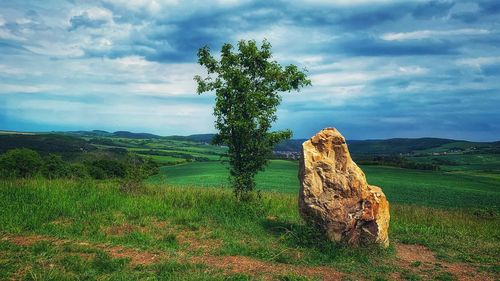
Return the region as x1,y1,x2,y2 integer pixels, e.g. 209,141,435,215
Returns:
42,154,70,179
194,40,311,198
0,148,43,178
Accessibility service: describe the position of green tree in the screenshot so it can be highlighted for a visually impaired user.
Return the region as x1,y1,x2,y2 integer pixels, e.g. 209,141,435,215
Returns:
42,154,69,179
120,153,159,193
0,148,43,178
194,40,311,199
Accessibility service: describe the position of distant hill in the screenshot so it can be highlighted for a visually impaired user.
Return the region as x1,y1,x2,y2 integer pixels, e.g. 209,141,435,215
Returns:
186,134,215,143
347,138,456,155
112,131,162,139
275,137,500,155
64,130,162,139
66,130,113,137
0,134,96,154
274,139,307,152
2,129,499,156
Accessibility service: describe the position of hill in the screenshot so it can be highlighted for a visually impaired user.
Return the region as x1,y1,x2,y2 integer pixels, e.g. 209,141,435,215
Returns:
65,130,163,139
276,137,500,155
112,131,163,139
0,134,96,154
186,133,216,143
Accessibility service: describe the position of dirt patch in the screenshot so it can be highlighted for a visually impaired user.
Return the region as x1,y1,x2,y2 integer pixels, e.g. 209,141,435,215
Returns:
1,234,165,266
192,255,343,280
0,234,343,279
104,223,144,236
176,230,222,254
1,235,51,246
395,243,495,281
103,220,169,237
396,244,436,264
99,244,164,265
14,234,496,281
50,217,73,227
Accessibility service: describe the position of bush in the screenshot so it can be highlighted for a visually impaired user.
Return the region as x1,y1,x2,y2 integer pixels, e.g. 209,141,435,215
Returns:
67,163,90,179
0,148,158,182
42,154,70,179
120,154,159,193
86,159,127,179
0,148,43,178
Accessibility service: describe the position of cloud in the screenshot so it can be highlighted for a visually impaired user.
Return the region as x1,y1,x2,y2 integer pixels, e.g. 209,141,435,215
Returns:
0,0,499,140
457,56,500,76
335,3,412,29
68,7,113,31
339,36,459,56
478,0,500,15
381,29,490,41
411,0,455,19
451,11,479,23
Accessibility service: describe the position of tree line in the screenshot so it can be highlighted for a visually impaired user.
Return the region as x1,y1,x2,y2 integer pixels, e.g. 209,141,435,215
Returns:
0,148,159,181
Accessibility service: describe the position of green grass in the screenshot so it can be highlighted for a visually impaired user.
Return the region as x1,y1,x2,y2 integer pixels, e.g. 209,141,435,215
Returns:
0,179,498,280
142,154,188,165
0,239,247,280
363,166,500,209
410,153,500,172
149,160,299,192
151,161,500,210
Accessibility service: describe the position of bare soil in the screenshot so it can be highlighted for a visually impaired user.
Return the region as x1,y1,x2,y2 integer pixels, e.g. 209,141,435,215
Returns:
2,234,496,280
395,243,495,281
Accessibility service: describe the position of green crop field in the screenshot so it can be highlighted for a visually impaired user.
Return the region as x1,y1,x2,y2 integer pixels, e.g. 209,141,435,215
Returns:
410,153,500,172
151,160,500,210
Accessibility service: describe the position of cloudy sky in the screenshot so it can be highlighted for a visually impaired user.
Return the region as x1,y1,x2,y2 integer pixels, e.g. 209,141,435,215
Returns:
0,0,499,140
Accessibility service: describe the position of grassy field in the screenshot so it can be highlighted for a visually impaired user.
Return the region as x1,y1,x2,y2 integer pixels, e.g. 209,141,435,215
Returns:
410,153,500,173
0,179,498,280
151,160,500,210
1,132,499,280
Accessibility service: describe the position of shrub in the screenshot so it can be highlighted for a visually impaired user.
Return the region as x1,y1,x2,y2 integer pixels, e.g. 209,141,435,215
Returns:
42,154,70,179
67,163,90,179
86,159,127,179
0,148,43,178
120,154,159,193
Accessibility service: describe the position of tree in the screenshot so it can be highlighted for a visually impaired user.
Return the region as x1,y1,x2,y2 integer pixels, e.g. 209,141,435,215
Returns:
42,154,69,179
194,40,311,199
0,148,43,178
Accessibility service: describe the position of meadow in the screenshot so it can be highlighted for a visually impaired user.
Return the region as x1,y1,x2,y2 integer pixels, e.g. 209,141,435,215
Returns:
151,160,500,210
0,132,499,280
0,178,498,280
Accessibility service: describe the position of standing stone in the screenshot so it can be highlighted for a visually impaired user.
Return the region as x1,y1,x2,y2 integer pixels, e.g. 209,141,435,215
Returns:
298,128,390,247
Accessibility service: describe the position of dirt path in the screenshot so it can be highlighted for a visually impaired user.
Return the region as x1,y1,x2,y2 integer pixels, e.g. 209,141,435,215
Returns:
395,244,496,281
1,234,343,280
2,234,496,281
191,255,343,280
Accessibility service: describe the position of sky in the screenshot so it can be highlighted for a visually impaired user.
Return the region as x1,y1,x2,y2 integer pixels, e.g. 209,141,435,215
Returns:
0,0,499,141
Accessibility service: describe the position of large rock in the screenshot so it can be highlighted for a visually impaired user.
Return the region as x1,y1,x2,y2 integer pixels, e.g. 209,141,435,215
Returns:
298,128,390,247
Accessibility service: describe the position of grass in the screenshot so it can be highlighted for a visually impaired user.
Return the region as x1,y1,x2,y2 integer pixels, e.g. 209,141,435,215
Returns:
149,160,299,192
151,160,500,210
0,239,244,280
0,179,498,280
409,153,500,173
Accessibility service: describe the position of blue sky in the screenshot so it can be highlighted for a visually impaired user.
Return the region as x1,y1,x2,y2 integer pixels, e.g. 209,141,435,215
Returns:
0,0,499,141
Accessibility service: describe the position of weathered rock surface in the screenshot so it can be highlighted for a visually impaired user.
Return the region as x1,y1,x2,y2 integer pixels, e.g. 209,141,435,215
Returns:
298,128,390,247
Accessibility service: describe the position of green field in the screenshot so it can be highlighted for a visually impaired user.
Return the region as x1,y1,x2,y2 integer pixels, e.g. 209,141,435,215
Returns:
151,160,500,210
0,179,498,280
1,132,499,280
410,153,500,173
